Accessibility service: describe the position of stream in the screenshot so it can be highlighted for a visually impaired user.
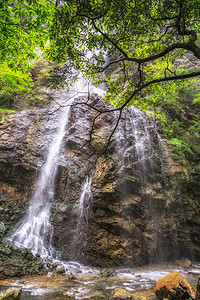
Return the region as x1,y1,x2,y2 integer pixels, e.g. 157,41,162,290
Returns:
0,263,199,299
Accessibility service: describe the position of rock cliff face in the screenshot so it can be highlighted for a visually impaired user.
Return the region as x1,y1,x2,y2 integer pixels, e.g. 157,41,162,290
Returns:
0,94,199,267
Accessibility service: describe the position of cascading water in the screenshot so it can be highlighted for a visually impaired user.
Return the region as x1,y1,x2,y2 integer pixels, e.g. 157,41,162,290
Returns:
8,57,105,272
73,177,93,260
115,105,168,263
9,96,72,258
127,106,154,189
78,177,93,221
116,106,161,186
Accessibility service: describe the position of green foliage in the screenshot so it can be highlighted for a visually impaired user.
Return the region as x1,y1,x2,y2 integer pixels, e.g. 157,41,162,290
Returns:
0,60,57,112
44,0,200,109
0,62,33,108
1,0,200,112
0,0,54,69
0,108,15,121
0,1,199,171
24,60,55,108
132,68,200,168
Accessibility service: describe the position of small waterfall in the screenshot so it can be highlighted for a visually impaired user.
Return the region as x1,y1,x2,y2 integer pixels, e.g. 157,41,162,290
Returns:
127,106,153,189
115,105,167,263
9,100,71,258
73,177,93,260
116,106,158,189
8,58,105,270
78,177,93,221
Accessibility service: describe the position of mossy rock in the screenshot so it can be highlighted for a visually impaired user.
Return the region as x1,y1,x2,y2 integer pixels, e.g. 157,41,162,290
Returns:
0,286,22,300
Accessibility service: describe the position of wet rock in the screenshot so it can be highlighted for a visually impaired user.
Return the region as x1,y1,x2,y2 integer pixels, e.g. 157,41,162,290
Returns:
55,268,65,275
178,257,192,267
100,268,113,277
0,241,46,279
188,271,200,277
0,286,22,300
196,278,200,300
0,94,200,270
154,271,196,299
111,287,132,299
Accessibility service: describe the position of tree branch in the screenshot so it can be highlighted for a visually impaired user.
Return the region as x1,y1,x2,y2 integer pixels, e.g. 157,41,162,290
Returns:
90,20,200,67
120,70,200,110
105,109,122,156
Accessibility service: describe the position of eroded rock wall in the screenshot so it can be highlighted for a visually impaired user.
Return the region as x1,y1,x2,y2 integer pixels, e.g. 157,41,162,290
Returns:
0,94,199,267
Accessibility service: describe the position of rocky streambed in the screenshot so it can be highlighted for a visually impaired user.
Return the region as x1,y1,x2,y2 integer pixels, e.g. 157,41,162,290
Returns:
0,263,199,299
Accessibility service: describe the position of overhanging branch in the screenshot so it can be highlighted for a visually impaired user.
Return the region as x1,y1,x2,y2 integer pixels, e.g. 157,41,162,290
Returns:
120,70,200,109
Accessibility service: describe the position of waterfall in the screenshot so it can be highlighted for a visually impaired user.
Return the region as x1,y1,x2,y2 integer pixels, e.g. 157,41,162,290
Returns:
8,59,105,266
121,106,167,188
127,106,153,189
116,106,157,188
9,99,71,258
115,105,168,263
78,177,93,221
73,177,93,260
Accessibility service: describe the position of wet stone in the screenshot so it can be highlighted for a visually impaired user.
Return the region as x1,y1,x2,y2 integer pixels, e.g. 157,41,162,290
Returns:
154,271,196,300
0,286,22,300
178,258,192,267
111,287,133,299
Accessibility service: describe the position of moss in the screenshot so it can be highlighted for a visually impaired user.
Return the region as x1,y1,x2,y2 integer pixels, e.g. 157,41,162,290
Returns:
0,192,28,240
0,241,46,279
125,174,136,181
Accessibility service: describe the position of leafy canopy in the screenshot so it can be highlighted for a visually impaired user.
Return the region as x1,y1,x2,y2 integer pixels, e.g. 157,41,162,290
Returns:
46,0,200,109
0,0,54,69
1,0,200,111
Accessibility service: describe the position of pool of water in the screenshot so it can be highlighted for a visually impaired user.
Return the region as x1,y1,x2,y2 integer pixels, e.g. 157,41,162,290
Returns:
0,263,199,299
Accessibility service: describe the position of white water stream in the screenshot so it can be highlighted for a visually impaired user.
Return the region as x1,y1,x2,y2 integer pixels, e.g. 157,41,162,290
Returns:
8,66,104,272
78,177,93,221
9,100,71,258
73,177,93,260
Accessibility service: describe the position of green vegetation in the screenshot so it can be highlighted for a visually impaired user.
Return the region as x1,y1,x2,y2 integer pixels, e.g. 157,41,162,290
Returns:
0,0,199,171
46,0,200,107
0,240,45,278
0,60,56,120
0,0,53,69
132,70,200,168
125,174,136,181
1,0,200,101
0,62,33,108
0,222,6,241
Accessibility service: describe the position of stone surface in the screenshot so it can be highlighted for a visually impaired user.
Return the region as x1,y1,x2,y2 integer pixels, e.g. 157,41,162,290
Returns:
178,257,192,267
196,278,200,300
111,287,132,299
0,242,45,279
0,286,22,300
0,95,200,271
154,271,196,300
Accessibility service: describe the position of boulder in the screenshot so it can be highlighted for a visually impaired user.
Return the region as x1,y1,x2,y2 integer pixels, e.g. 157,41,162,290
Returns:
111,287,132,299
178,258,192,267
0,286,22,300
154,271,195,300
